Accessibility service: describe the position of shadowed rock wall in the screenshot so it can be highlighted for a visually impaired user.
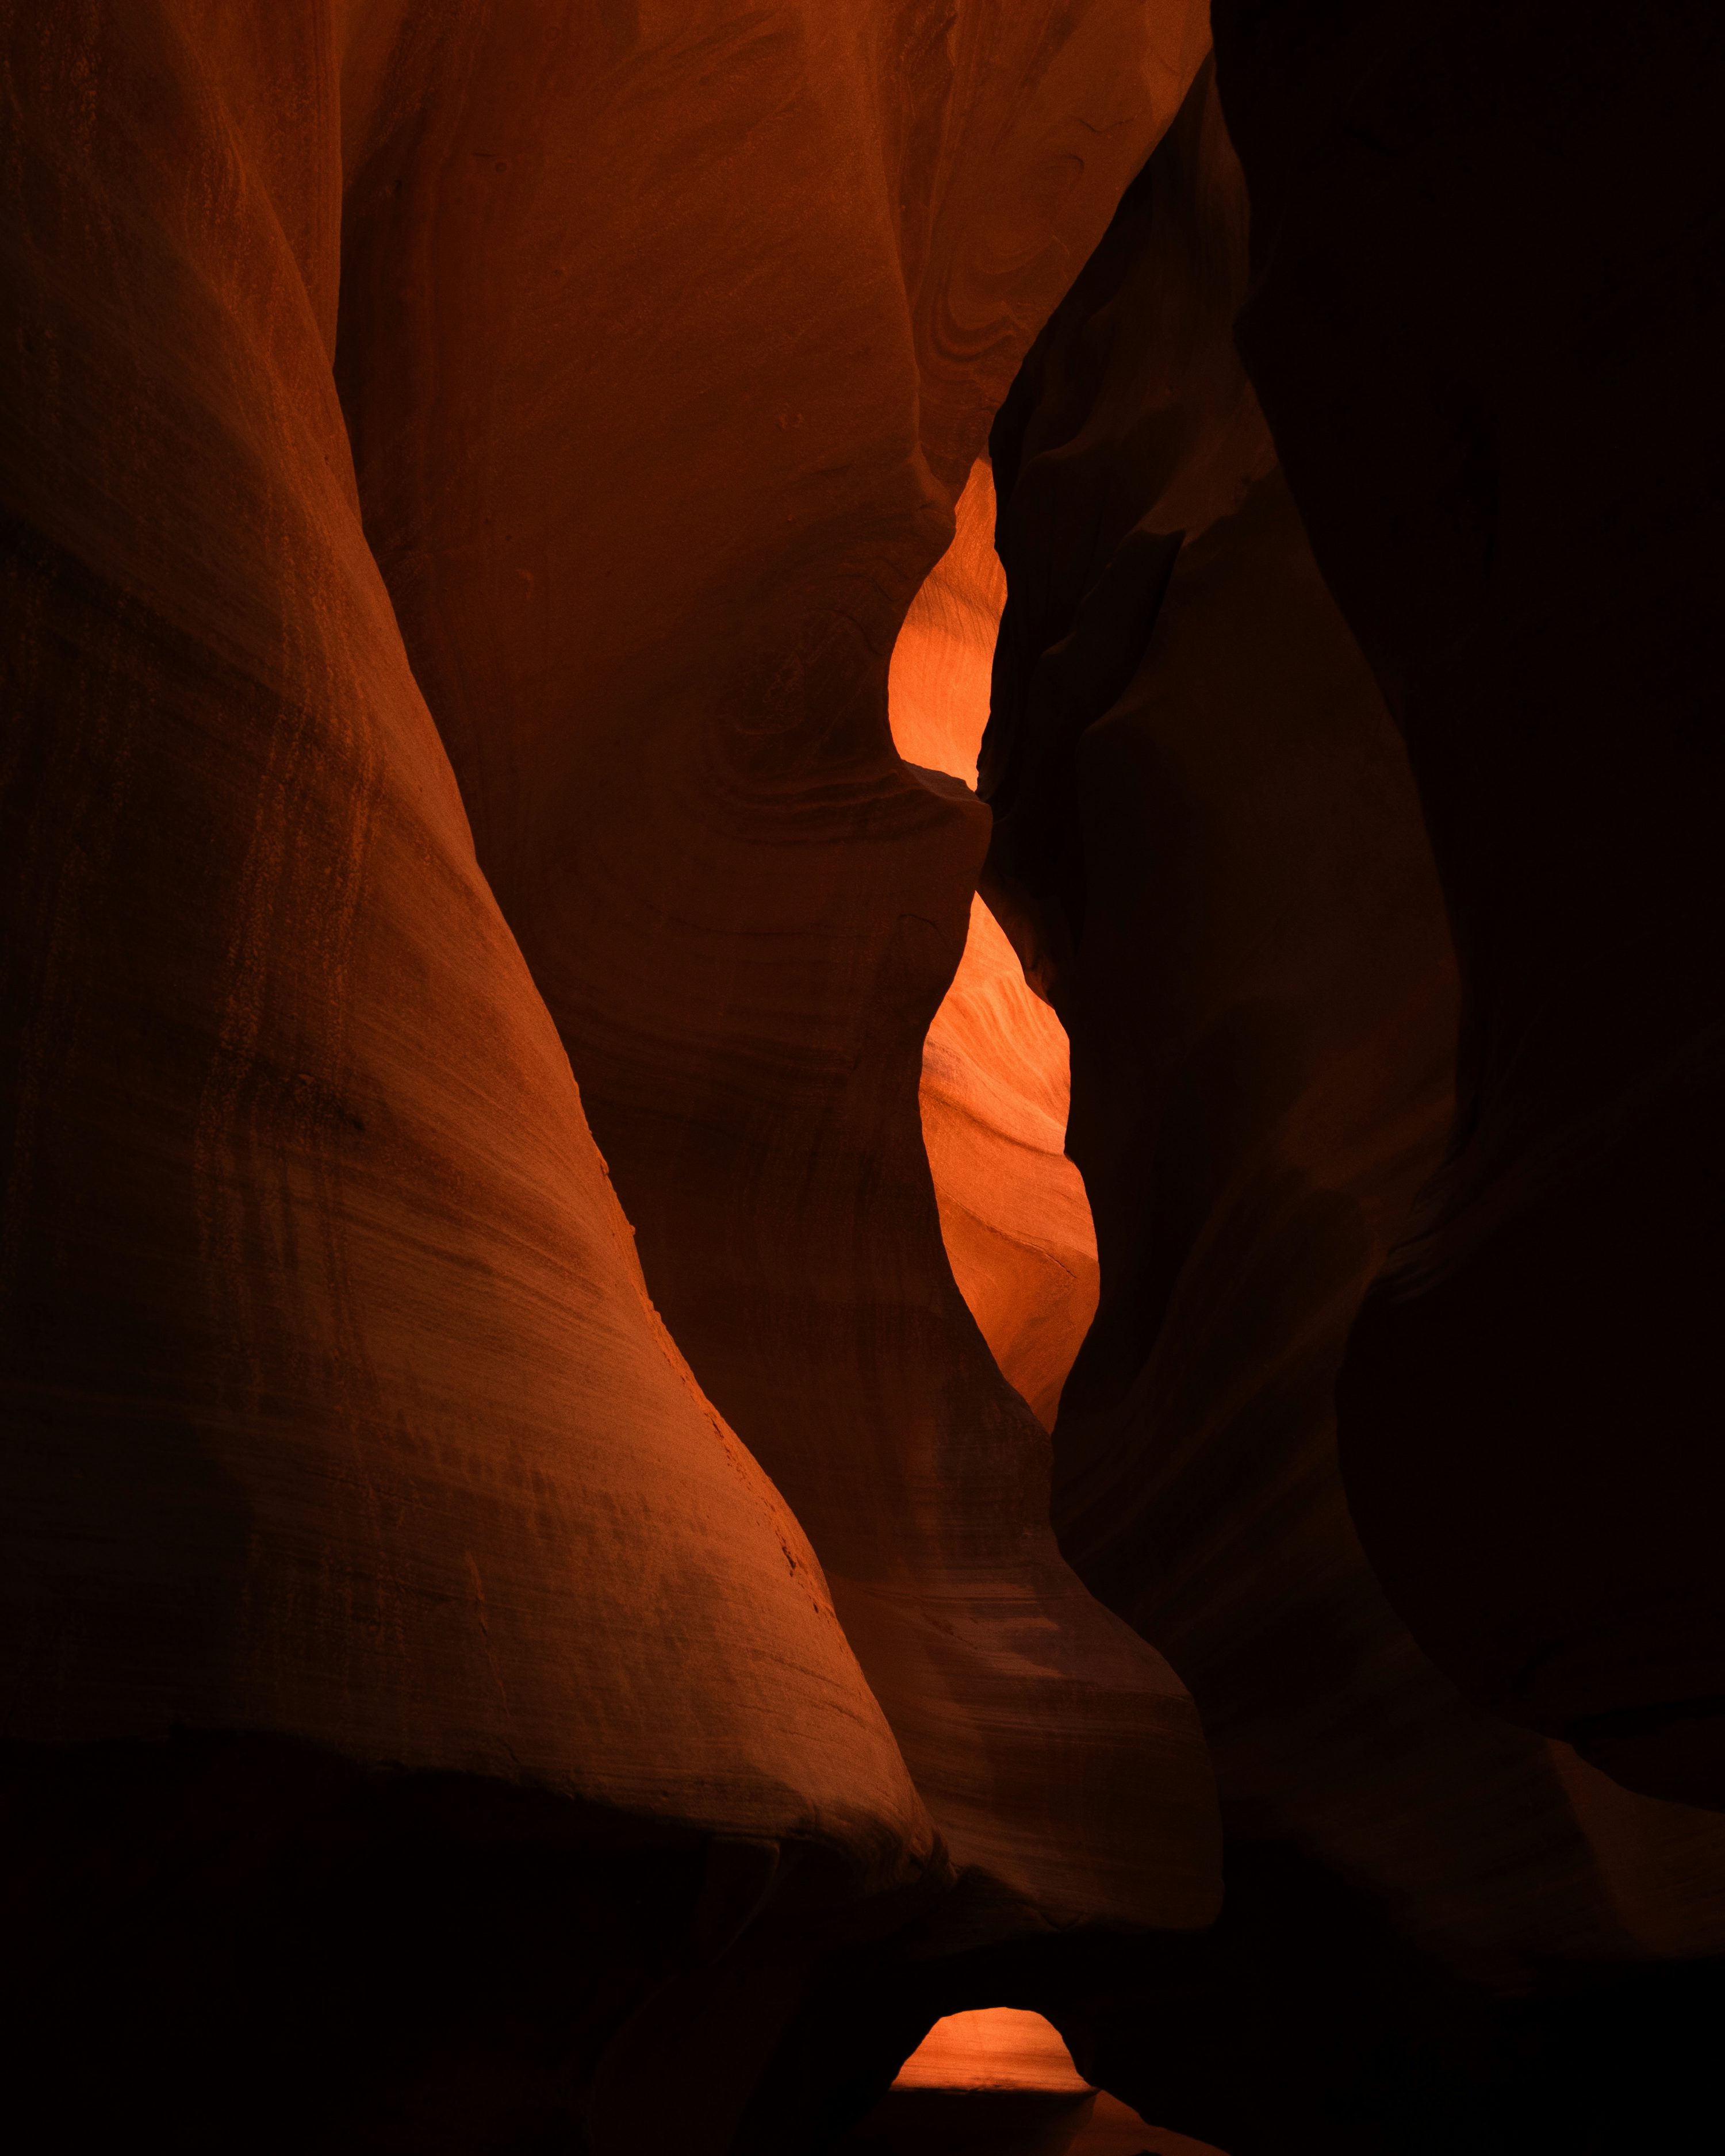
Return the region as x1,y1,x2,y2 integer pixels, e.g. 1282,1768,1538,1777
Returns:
980,48,1725,2153
1209,0,1725,1816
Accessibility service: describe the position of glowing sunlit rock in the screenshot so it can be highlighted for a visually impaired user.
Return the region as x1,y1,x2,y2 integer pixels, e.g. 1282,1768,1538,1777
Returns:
891,462,1101,1428
892,2008,1091,2091
879,2011,1228,2156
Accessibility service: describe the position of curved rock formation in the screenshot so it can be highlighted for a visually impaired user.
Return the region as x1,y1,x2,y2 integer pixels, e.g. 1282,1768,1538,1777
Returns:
844,2007,1097,2156
1210,0,1725,1810
3,3,1224,2147
10,0,1718,2144
980,49,1725,2152
891,459,1098,1432
335,0,1220,1943
2,0,938,1835
1,8,959,2143
918,890,1098,1433
888,461,1007,790
841,2005,1226,2156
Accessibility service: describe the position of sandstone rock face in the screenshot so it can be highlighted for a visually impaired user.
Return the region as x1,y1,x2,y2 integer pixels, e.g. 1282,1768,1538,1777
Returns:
0,0,927,1852
1210,0,1725,1812
888,462,1009,791
891,2007,1094,2092
844,2009,1097,2156
1,9,969,2142
841,2007,1226,2156
336,0,1221,1939
12,0,1716,2143
918,889,1098,1433
891,461,1099,1432
980,50,1725,2151
2,2,1222,2146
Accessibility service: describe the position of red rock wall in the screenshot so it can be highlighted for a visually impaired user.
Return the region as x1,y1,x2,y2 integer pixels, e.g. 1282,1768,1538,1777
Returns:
1,0,934,1850
2,8,999,2141
1,3,1224,2146
9,0,1718,2145
335,0,1220,1940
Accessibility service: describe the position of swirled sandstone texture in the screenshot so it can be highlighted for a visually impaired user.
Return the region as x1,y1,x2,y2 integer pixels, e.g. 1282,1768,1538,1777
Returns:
982,53,1725,2153
336,0,1221,1952
0,6,949,2147
1211,0,1725,1814
2,2,1225,2148
890,459,1098,1432
0,0,955,1860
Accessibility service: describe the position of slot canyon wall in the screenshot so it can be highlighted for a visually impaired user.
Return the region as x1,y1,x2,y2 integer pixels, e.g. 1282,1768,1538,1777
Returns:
1213,0,1725,1816
977,9,1725,2150
2,4,1214,2150
2,2,1720,2153
333,1,1219,1985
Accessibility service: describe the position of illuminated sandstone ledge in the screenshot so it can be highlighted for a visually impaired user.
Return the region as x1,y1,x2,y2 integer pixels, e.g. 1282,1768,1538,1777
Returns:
838,2009,1224,2156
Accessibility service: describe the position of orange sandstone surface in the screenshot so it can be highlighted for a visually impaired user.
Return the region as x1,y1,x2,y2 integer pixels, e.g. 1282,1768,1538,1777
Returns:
6,2,1722,2151
0,0,927,1865
891,461,1099,1432
336,0,1220,1939
844,2008,1225,2156
2,3,1218,2147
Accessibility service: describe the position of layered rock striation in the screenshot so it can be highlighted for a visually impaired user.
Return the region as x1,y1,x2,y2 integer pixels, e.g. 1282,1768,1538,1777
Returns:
335,0,1221,1946
2,3,1221,2147
7,1,1718,2146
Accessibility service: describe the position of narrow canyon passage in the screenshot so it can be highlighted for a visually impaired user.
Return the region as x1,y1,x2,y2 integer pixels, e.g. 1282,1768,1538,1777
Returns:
891,456,1099,1438
2,5,1721,2154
